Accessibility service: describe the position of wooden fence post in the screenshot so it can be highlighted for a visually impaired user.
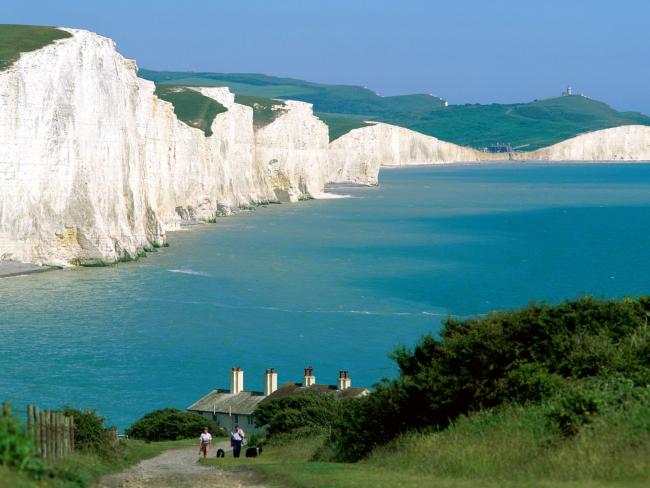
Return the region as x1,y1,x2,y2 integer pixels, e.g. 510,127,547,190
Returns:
52,412,57,460
54,411,59,461
45,410,51,460
62,415,68,456
34,406,41,456
62,413,66,458
27,405,33,432
70,415,75,452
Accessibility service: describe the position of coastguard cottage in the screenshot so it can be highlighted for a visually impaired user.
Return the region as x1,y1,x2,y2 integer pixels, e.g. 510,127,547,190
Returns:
187,367,369,434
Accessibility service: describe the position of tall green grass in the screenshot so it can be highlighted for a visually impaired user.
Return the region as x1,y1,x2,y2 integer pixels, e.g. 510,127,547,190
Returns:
365,395,649,483
0,25,71,71
234,396,648,487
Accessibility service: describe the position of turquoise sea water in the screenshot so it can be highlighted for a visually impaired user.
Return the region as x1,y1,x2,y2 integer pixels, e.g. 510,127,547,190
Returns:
1,163,650,429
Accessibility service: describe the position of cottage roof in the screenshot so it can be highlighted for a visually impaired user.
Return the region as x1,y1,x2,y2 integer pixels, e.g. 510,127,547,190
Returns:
261,382,370,403
187,389,266,415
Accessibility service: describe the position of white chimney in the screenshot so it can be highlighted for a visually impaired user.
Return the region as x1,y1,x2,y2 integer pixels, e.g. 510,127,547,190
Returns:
230,367,244,394
264,368,278,396
338,370,351,390
303,367,316,387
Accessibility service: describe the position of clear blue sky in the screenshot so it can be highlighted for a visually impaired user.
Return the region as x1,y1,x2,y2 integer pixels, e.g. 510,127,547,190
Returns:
4,0,649,113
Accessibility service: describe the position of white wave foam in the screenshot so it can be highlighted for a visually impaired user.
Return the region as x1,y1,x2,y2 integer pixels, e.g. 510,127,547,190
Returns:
310,191,353,199
167,268,210,277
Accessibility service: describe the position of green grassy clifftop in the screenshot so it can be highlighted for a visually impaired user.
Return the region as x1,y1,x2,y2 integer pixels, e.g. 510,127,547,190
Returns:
0,24,72,71
234,94,287,128
154,85,227,136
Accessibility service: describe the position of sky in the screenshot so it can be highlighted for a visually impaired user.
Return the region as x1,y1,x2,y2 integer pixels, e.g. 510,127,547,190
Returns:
4,0,650,113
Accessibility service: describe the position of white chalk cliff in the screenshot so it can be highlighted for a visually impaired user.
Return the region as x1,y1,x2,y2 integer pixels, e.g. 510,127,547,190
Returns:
1,28,648,267
513,125,650,162
327,122,504,185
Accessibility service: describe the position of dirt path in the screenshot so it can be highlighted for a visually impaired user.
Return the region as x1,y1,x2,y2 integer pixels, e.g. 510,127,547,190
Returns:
96,442,268,488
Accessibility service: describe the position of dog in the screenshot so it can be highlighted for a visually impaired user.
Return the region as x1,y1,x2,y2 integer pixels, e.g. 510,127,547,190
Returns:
245,446,263,458
215,448,225,458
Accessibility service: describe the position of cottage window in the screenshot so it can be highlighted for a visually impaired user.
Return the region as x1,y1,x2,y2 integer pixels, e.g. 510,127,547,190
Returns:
248,415,254,426
234,414,239,424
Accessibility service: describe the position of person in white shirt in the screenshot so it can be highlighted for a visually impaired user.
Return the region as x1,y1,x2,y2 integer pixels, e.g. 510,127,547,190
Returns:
199,427,212,459
230,425,245,458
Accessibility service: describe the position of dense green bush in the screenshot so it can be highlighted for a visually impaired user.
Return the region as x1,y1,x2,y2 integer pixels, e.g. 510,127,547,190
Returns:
331,296,650,461
62,407,117,458
0,405,42,474
125,408,223,442
254,394,341,439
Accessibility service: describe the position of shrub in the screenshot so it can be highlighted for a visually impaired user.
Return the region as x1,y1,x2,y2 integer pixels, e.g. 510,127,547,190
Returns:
545,375,648,437
61,407,118,459
125,408,223,442
0,404,42,475
254,394,340,439
545,383,601,436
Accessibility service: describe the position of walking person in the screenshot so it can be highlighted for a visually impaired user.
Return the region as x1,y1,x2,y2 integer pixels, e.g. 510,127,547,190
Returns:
231,424,245,458
199,426,212,459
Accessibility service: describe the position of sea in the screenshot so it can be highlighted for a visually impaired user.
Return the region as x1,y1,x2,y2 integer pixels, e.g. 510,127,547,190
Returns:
1,162,649,429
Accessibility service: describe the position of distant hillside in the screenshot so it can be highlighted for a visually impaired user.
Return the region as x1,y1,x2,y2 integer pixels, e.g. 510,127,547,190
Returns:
406,95,650,150
140,69,650,149
138,70,446,117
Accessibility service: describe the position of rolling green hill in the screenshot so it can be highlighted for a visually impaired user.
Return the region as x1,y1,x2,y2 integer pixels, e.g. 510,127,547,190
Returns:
404,95,650,150
0,24,71,71
140,69,650,148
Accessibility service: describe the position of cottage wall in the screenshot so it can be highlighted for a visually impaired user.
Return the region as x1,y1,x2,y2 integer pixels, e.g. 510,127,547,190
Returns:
198,411,264,436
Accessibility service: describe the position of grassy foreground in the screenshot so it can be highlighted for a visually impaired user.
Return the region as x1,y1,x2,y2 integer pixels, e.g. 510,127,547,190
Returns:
0,25,71,71
202,395,649,488
0,439,194,488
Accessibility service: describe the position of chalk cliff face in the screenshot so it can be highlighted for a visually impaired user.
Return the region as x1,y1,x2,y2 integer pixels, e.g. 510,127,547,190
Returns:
0,29,328,266
327,122,503,185
0,29,162,266
254,100,330,202
514,125,650,162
